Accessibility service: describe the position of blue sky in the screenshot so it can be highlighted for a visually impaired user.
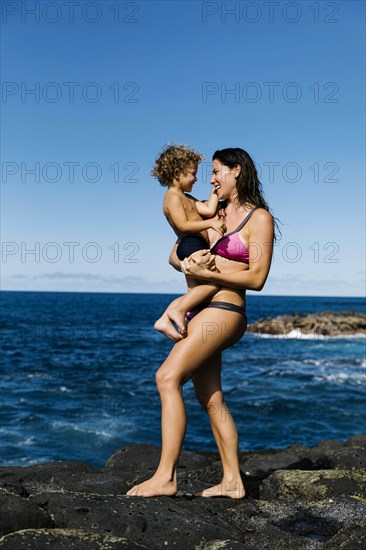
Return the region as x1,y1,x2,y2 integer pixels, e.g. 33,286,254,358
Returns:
1,0,365,296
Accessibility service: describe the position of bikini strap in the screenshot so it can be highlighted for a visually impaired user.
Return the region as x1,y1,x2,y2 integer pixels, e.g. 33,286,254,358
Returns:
234,207,259,232
210,207,259,252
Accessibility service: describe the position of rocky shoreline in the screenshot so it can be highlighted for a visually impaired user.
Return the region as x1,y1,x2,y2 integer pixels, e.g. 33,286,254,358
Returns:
246,311,366,337
1,436,366,549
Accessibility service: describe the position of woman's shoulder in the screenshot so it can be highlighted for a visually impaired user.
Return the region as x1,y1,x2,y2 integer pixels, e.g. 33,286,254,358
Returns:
248,208,274,238
239,207,273,231
252,207,273,221
232,205,272,223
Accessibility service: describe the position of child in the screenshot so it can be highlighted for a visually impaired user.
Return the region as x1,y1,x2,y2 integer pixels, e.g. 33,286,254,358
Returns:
151,144,225,341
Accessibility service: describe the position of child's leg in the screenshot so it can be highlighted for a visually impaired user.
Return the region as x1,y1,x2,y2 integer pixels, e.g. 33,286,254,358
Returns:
154,296,187,342
154,281,217,341
154,254,220,341
167,277,219,334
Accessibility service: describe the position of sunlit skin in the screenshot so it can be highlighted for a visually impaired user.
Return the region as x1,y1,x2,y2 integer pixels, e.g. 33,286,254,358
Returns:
126,157,274,498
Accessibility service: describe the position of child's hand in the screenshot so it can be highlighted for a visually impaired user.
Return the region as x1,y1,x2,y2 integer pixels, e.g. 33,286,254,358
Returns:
210,217,227,236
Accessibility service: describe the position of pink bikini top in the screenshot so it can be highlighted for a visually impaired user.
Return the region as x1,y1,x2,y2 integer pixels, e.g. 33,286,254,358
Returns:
210,208,258,264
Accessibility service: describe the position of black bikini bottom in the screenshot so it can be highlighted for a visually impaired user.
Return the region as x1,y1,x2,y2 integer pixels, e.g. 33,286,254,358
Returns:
186,301,247,322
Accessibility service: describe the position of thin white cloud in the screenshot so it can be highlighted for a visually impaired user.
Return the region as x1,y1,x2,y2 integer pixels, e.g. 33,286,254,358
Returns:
2,272,184,293
32,272,106,281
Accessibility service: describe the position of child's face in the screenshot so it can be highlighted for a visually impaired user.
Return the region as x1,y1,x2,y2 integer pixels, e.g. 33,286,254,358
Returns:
178,163,198,193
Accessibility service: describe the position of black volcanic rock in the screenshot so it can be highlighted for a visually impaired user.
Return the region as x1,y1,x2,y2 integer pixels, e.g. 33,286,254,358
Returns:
324,522,366,549
0,489,53,536
247,310,366,336
28,491,246,549
260,469,366,501
239,439,366,479
0,460,129,497
240,452,314,479
312,447,366,470
0,438,365,549
345,434,366,447
104,443,213,475
0,529,143,549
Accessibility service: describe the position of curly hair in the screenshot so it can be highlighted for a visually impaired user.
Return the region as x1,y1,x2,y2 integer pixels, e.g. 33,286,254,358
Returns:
151,144,205,187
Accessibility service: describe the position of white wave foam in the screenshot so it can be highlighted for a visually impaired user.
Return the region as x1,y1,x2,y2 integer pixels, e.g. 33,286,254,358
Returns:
303,358,366,368
50,419,135,439
26,372,53,379
250,330,366,340
20,436,36,446
313,372,366,384
0,457,44,466
303,359,322,366
50,421,115,439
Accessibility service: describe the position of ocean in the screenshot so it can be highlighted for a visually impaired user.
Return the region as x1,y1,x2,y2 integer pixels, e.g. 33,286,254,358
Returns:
1,291,365,469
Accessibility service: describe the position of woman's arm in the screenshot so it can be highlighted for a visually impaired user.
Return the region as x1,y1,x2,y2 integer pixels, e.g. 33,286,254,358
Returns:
181,211,274,291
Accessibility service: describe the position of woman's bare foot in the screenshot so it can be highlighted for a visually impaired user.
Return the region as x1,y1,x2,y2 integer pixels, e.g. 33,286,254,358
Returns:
167,307,187,335
194,480,245,499
125,476,177,497
154,315,183,341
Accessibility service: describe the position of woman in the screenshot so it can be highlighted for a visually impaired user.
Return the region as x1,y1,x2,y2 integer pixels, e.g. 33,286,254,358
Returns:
126,148,274,498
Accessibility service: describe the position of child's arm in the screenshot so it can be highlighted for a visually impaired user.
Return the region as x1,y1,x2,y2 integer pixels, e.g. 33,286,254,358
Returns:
195,188,219,217
165,193,225,235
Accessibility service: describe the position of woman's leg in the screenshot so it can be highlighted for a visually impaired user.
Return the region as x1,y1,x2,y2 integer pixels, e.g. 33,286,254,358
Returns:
126,307,246,497
191,353,245,498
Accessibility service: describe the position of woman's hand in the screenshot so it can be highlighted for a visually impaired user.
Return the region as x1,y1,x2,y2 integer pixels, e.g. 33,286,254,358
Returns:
181,250,213,278
196,250,216,270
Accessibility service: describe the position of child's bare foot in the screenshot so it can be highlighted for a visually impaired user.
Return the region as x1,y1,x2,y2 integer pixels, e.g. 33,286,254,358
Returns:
194,480,245,499
167,307,187,335
154,316,183,341
126,475,177,497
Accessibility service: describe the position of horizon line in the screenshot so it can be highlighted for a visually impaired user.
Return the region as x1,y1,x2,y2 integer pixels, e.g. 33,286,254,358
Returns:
1,289,365,300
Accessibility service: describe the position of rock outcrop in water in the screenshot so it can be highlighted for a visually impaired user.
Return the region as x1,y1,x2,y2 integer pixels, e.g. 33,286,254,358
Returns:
0,436,366,549
247,310,366,336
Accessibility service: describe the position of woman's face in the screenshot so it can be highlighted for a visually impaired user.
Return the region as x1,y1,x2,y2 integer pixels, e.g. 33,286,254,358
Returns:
210,159,239,200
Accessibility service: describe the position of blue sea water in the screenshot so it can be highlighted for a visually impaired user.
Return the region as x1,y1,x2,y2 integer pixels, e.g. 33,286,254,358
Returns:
1,291,365,469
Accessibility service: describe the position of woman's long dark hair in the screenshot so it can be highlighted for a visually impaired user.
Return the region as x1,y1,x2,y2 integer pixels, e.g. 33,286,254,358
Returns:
213,148,281,239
